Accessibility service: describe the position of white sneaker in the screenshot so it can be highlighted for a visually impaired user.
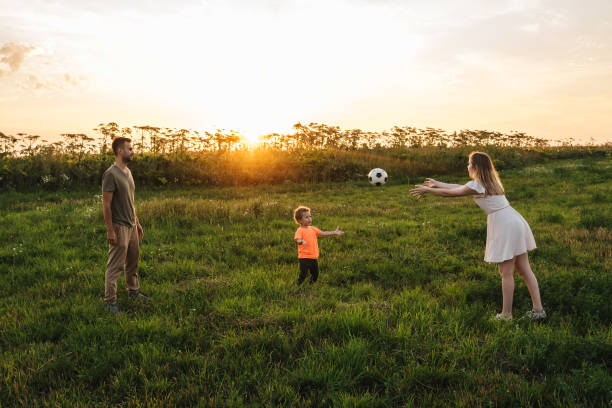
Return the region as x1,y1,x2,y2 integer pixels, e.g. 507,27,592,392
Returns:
495,313,512,321
525,309,546,320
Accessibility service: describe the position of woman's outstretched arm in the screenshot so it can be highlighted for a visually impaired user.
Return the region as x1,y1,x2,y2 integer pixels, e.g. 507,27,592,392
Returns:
424,178,463,189
410,184,477,198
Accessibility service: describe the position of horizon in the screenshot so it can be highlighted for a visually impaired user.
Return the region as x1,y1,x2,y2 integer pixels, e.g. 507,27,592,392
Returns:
1,0,611,144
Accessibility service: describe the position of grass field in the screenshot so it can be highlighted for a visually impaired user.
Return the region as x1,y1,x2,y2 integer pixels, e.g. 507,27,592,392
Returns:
1,156,611,407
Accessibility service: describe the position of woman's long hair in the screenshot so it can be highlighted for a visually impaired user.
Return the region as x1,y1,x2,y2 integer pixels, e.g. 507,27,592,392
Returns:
469,152,504,196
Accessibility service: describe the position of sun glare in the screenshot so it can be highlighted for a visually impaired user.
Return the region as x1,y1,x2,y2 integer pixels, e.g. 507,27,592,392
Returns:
242,132,262,146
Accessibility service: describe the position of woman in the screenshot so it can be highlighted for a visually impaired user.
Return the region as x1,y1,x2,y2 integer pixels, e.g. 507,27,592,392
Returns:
410,152,545,320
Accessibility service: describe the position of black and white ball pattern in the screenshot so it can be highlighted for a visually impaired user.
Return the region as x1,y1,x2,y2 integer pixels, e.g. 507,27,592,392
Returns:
368,168,388,186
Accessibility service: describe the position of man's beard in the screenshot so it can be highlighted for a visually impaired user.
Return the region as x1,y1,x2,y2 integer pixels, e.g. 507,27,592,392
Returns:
124,155,133,162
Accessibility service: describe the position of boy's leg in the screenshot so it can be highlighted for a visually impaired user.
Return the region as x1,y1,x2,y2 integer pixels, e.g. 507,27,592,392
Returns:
309,260,319,284
297,259,309,285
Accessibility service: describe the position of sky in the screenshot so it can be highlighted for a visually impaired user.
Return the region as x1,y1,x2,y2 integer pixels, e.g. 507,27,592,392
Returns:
1,0,611,144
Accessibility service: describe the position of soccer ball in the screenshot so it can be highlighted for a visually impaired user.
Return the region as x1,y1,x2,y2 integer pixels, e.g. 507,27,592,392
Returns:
368,168,388,186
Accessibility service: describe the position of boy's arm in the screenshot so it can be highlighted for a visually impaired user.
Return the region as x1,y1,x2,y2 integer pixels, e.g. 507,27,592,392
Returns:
294,230,307,245
319,226,344,237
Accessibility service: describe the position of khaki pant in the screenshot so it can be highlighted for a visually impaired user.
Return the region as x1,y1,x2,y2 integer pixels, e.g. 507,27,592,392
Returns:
105,223,140,303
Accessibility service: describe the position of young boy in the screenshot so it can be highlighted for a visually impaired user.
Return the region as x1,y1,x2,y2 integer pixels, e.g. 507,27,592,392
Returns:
293,206,344,285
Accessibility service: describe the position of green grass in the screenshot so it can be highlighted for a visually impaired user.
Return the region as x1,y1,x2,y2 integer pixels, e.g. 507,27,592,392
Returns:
1,157,611,407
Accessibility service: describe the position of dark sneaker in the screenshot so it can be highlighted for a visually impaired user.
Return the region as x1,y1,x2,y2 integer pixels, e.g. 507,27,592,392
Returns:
106,302,120,315
128,291,150,302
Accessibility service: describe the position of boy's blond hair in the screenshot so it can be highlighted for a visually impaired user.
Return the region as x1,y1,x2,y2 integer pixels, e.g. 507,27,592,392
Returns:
293,206,310,224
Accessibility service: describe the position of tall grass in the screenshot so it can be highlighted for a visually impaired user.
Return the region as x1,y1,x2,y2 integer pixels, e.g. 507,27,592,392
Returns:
0,156,610,406
2,121,610,190
2,145,610,190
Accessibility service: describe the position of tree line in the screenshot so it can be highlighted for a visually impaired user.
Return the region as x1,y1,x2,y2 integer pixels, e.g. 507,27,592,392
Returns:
1,121,608,190
0,122,557,157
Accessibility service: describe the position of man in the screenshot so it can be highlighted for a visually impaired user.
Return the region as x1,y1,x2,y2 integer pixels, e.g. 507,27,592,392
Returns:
102,137,148,314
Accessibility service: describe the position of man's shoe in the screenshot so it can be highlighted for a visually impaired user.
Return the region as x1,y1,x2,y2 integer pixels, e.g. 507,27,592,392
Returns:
128,291,150,302
106,303,120,315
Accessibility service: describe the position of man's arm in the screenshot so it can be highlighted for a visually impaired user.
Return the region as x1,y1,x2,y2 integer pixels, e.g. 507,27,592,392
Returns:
102,191,117,245
134,210,143,239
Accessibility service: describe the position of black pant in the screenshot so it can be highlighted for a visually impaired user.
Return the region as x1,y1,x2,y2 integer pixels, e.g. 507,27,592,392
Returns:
298,258,319,284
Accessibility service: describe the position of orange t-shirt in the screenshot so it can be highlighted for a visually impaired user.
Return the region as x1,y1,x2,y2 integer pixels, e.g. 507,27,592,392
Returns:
294,226,321,259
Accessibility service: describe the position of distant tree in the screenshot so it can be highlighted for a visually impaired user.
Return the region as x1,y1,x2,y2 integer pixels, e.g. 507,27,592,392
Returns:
20,134,41,155
134,126,148,151
387,126,411,149
340,129,365,150
262,133,283,150
0,131,18,154
225,130,241,151
93,122,120,153
61,133,96,158
191,130,212,151
135,126,162,152
293,122,315,149
175,129,190,153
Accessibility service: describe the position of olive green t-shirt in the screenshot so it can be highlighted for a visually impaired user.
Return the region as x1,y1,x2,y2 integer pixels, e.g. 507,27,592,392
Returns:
102,165,136,227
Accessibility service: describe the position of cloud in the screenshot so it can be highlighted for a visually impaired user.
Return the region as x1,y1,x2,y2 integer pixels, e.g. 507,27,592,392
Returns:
19,73,49,90
0,42,34,77
27,74,44,89
16,72,84,91
64,73,78,85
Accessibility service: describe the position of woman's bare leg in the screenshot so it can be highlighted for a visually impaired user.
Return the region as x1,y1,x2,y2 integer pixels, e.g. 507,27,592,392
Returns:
515,252,544,312
498,258,516,317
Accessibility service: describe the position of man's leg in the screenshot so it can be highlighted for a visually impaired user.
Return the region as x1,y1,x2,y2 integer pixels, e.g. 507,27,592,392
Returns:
125,225,140,296
105,224,128,303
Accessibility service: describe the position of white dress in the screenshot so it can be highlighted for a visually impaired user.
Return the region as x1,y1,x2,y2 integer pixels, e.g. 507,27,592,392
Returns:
465,180,536,263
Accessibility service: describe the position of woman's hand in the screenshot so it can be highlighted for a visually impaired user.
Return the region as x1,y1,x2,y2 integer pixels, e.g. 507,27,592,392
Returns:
424,178,438,188
335,226,344,236
410,185,429,198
